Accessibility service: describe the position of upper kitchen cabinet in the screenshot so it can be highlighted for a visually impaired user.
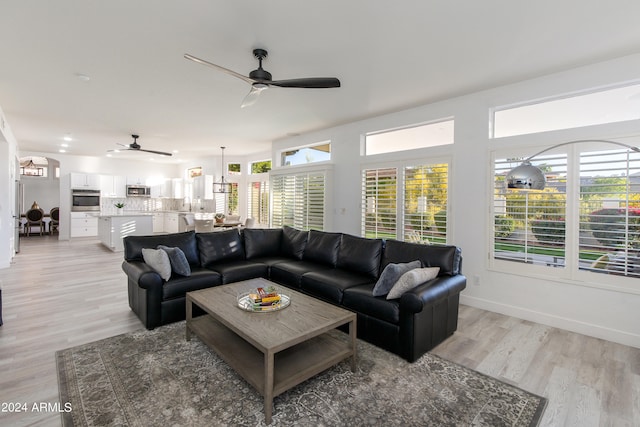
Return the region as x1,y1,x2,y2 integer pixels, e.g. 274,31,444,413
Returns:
70,172,100,190
192,175,213,200
100,175,126,198
172,178,184,199
126,176,148,186
151,178,173,198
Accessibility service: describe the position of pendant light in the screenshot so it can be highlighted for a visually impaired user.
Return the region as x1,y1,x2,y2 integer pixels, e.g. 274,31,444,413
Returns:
506,139,640,190
213,146,232,194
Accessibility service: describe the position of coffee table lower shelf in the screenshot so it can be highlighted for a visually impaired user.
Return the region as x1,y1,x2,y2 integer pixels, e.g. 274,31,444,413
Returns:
187,314,356,422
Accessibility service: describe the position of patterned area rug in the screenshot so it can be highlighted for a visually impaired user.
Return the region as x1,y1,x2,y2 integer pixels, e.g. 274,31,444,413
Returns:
57,322,547,426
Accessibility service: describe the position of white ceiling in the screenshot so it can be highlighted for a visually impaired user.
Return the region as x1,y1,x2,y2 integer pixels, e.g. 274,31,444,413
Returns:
1,1,640,164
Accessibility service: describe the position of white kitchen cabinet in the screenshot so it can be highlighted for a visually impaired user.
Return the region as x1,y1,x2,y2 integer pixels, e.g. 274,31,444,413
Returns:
98,214,153,251
192,175,213,200
71,173,100,190
127,176,147,186
100,175,126,198
152,212,164,233
151,179,173,198
163,212,179,233
70,212,98,237
172,178,184,199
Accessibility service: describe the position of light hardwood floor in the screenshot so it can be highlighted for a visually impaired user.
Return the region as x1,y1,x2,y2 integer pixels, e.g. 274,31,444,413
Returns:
1,236,639,426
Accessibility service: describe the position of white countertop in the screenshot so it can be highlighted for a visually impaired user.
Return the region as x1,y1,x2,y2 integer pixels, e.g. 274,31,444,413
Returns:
96,212,154,218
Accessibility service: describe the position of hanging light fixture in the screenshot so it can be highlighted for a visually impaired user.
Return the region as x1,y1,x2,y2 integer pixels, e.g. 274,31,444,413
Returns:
213,146,232,194
506,139,640,190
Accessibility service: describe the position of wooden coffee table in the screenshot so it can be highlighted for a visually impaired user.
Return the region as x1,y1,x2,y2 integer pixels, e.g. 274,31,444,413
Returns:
186,278,357,424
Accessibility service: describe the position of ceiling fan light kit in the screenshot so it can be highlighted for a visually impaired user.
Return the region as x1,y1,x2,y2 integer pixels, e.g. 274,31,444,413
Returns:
184,48,341,107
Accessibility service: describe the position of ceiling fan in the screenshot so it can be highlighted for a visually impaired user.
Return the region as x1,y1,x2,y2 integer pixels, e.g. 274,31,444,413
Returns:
109,134,172,156
184,48,340,107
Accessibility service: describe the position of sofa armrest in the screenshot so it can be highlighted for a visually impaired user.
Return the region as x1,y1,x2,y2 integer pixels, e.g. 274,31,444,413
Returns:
399,274,467,314
122,260,163,290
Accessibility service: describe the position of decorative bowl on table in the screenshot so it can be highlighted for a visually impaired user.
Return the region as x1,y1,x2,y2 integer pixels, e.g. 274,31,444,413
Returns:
237,285,290,312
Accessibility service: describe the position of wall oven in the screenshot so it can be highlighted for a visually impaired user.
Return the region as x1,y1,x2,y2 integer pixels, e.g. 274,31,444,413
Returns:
72,189,101,211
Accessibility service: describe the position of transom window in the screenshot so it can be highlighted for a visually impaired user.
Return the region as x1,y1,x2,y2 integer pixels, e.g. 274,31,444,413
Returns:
365,119,454,156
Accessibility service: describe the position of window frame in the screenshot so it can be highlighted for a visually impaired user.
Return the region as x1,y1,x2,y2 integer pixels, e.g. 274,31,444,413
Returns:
489,140,640,293
361,156,451,244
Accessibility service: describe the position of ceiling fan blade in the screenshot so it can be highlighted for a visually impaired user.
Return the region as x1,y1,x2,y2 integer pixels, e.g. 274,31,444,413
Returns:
184,53,255,84
139,149,173,156
240,84,267,108
269,77,341,89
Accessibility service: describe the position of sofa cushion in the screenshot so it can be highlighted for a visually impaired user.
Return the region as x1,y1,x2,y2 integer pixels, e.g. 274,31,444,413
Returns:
382,239,462,276
342,284,401,325
244,228,283,259
372,260,421,297
281,226,308,260
270,260,333,289
197,229,245,267
124,231,200,266
157,245,191,277
162,267,222,300
387,267,440,300
301,269,375,304
336,234,383,279
303,230,342,267
208,260,269,284
142,248,171,281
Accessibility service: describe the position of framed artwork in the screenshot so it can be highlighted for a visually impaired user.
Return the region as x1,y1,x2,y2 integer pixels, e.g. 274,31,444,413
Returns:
189,167,202,178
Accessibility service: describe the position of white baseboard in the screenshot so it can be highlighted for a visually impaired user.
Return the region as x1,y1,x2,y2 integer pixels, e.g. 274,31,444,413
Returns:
460,294,640,349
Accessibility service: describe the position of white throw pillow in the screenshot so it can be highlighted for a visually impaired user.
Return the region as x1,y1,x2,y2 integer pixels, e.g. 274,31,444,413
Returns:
386,267,440,300
142,248,171,281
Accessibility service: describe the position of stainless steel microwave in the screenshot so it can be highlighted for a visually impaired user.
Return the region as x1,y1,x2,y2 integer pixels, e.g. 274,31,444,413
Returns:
72,189,101,211
126,185,151,197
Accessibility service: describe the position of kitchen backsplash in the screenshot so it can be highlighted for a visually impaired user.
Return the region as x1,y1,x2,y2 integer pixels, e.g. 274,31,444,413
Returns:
100,197,218,213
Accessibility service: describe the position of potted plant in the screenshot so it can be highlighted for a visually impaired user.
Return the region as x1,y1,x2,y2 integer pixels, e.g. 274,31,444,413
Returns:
114,202,125,214
214,213,225,223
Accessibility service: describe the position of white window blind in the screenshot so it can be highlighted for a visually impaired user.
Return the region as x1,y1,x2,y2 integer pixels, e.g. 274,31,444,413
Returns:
493,154,567,267
579,149,640,277
271,171,326,230
248,181,269,225
403,163,448,244
362,168,397,239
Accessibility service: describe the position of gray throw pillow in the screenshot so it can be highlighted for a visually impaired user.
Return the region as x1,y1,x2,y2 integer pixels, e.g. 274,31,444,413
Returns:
386,267,440,300
157,245,191,277
372,260,421,297
142,248,171,281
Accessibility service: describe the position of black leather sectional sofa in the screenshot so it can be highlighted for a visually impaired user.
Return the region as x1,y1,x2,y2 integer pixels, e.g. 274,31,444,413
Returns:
122,227,466,362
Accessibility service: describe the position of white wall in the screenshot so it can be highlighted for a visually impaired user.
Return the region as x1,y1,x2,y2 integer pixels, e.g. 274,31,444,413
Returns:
0,106,19,268
272,52,640,349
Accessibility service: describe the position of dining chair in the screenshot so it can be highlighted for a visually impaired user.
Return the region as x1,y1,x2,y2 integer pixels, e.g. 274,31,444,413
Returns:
25,208,45,236
49,207,60,235
182,215,196,232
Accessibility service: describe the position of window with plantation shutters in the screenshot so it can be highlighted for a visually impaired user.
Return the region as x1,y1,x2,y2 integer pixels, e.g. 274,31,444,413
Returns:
270,170,326,230
362,168,397,239
579,149,640,277
362,162,449,244
492,146,640,279
493,154,567,267
403,163,448,244
248,181,269,226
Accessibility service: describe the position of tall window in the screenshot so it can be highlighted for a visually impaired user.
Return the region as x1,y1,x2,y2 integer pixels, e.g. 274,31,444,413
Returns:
578,149,640,277
362,168,397,239
404,164,449,244
362,162,449,244
271,171,326,230
493,147,640,279
248,181,269,226
493,154,567,268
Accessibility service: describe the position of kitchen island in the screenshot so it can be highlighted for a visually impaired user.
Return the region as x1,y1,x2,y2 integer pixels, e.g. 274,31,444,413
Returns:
97,213,153,252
